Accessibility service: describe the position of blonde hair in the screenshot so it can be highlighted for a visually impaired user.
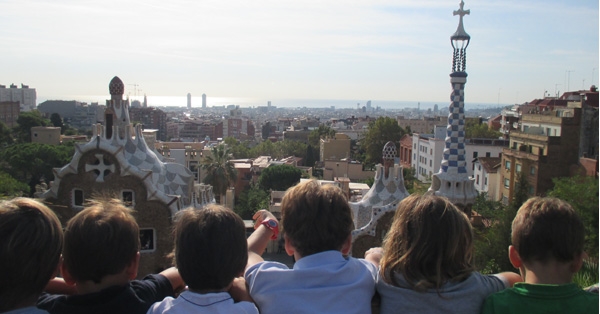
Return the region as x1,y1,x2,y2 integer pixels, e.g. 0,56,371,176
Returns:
0,198,63,311
380,194,474,292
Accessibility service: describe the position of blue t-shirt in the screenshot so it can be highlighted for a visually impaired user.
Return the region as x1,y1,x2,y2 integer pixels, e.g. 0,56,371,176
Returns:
37,274,173,314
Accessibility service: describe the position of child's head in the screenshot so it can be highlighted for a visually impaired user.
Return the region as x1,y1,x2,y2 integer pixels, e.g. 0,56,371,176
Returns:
173,204,247,292
62,198,140,283
281,179,354,257
380,194,473,291
511,197,584,265
0,197,63,311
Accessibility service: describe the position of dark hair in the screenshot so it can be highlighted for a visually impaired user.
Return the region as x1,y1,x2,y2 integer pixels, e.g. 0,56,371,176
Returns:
512,197,584,263
63,198,140,283
173,204,247,291
281,180,354,257
380,194,474,292
0,198,63,312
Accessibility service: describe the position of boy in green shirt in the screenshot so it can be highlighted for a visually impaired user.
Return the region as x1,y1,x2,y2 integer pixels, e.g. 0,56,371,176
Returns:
481,197,598,314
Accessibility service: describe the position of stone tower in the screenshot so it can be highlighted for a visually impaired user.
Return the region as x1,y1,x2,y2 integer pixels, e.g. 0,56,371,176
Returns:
428,0,477,215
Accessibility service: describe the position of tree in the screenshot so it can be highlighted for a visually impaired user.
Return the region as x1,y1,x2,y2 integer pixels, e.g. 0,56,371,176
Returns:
50,113,65,132
224,137,250,159
261,122,272,140
360,117,405,167
258,164,302,192
465,122,501,139
472,193,513,273
548,175,599,258
305,144,316,167
274,140,307,160
308,125,335,149
0,171,29,197
235,183,270,219
0,142,75,195
0,121,13,146
13,111,49,143
201,144,237,203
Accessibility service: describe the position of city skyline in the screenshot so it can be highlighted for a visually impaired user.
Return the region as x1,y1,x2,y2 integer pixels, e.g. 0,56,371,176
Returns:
1,0,598,106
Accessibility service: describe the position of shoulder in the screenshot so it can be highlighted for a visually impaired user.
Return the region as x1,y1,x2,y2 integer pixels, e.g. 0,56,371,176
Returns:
130,273,176,300
146,296,176,314
468,272,510,291
3,306,51,314
36,292,67,310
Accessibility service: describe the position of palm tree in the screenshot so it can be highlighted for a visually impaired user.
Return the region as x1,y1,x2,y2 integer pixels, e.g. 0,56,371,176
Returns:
201,144,237,204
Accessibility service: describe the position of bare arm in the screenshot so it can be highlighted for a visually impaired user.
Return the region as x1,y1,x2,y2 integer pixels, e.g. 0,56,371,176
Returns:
496,271,522,287
364,247,384,268
44,277,77,295
228,277,254,303
246,210,278,269
159,267,186,294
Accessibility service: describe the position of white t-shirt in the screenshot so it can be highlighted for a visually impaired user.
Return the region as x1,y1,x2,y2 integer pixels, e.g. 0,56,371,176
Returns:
245,250,378,314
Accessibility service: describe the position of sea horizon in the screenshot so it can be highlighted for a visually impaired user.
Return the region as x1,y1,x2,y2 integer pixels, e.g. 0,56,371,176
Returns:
37,95,508,110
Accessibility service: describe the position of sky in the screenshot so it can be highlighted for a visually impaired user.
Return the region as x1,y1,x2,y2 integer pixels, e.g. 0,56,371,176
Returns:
0,0,598,106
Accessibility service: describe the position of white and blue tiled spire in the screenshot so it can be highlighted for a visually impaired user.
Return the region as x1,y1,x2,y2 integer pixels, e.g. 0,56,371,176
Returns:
429,1,476,213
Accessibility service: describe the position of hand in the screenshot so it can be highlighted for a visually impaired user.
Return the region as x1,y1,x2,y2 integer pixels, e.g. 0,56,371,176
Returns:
252,209,277,230
228,277,254,303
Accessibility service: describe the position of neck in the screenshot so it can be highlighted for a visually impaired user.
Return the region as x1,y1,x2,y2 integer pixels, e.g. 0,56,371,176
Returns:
520,260,575,285
75,273,130,294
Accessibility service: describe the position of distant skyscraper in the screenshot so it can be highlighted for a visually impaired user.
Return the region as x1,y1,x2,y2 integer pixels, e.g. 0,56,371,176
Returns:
202,93,206,108
187,93,192,109
143,94,148,108
429,0,477,215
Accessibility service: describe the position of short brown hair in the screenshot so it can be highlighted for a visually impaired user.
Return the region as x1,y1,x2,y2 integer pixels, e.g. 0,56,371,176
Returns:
380,194,474,292
512,197,584,264
0,198,63,312
63,198,140,283
281,180,354,257
173,204,247,291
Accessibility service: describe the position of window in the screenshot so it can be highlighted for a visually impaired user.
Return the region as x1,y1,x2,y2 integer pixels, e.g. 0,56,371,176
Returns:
504,178,510,188
516,164,522,173
529,186,535,195
140,229,156,252
73,189,84,208
473,151,478,158
530,167,536,175
430,160,432,167
484,177,488,186
505,160,511,170
122,190,134,207
476,175,479,184
486,152,491,157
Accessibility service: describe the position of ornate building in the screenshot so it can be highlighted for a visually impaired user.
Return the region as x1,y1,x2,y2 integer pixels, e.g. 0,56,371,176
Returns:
41,77,214,276
428,1,477,214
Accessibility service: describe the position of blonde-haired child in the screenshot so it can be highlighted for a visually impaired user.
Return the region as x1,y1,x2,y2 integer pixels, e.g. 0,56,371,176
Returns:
375,194,521,314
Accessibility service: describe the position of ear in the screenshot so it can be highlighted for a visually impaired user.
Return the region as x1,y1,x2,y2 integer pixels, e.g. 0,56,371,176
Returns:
508,245,522,268
340,235,352,256
284,235,295,257
59,257,77,286
570,252,585,273
125,252,140,280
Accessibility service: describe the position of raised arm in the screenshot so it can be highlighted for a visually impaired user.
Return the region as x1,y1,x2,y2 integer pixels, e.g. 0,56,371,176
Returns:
159,267,186,294
496,271,522,287
364,247,384,268
246,210,278,269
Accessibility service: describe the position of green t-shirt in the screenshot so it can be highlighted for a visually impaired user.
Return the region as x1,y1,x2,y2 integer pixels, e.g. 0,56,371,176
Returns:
481,282,598,314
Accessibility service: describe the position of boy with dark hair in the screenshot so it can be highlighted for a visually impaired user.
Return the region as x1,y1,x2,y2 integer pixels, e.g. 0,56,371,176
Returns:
245,180,379,314
0,198,63,314
147,204,258,313
482,197,598,313
37,198,185,314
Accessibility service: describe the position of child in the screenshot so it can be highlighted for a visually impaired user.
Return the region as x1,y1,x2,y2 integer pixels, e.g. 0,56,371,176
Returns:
37,198,185,314
245,179,379,314
481,197,598,313
0,197,63,314
376,194,521,314
147,204,258,313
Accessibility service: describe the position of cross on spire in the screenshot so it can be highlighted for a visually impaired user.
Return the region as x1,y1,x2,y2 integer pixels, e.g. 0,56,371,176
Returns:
453,0,470,19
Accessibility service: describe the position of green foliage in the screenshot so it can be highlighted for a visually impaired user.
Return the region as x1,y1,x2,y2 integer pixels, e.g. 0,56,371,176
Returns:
574,258,599,289
50,113,64,132
201,144,237,198
0,171,29,196
248,140,307,160
473,193,515,273
359,176,374,188
13,110,50,143
548,175,599,258
0,121,13,146
308,125,335,150
0,142,75,195
360,117,405,167
224,137,251,159
261,121,272,140
258,164,302,191
235,183,270,220
509,170,531,211
465,122,502,139
305,144,316,167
